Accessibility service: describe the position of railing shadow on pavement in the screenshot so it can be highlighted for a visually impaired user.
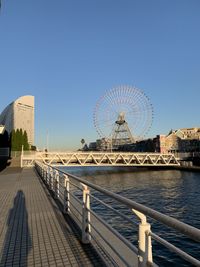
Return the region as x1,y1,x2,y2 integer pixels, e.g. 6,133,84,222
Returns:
0,190,32,267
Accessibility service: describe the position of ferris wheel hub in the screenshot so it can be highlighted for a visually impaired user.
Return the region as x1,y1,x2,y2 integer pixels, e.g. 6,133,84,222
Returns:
115,112,126,125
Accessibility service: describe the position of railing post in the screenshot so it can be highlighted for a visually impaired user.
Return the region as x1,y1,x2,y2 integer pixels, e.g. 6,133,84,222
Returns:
41,165,43,177
81,183,91,244
45,166,48,184
39,165,41,175
47,166,50,186
44,166,47,184
43,167,45,180
63,174,70,214
132,209,153,267
54,170,59,199
53,170,56,195
20,145,24,167
50,167,54,190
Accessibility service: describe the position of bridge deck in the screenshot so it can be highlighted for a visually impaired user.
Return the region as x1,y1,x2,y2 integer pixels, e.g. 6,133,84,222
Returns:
0,167,106,267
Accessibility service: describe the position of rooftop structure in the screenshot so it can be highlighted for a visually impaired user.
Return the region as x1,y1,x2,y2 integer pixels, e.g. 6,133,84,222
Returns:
0,95,34,145
179,127,200,139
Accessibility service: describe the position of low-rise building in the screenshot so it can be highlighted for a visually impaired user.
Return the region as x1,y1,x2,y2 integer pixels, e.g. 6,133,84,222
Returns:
154,127,200,153
180,127,200,139
96,138,112,151
88,142,97,151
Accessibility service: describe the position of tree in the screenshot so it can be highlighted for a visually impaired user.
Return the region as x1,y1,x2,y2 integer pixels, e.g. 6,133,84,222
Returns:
81,139,85,150
15,129,20,150
11,129,17,151
23,130,29,150
19,128,23,150
10,128,30,151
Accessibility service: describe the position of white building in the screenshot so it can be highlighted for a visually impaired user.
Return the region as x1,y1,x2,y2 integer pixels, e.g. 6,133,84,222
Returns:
0,95,34,145
0,125,5,134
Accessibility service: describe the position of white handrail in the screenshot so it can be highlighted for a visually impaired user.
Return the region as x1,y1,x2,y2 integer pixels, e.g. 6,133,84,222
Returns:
35,161,200,267
50,163,200,242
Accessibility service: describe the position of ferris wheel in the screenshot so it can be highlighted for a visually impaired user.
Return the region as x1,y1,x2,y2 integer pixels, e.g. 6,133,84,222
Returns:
93,85,153,146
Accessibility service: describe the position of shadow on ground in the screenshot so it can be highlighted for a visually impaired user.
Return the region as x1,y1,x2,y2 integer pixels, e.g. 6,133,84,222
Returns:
0,158,10,172
0,190,32,267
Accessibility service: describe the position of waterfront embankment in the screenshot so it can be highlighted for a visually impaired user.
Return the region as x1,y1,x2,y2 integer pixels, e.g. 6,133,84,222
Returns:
174,165,200,172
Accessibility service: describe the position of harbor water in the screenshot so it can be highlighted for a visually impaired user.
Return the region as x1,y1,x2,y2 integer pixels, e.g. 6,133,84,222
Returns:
61,167,200,266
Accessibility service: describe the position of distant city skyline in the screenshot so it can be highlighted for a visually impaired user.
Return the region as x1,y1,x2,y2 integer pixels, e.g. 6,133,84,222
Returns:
0,1,200,150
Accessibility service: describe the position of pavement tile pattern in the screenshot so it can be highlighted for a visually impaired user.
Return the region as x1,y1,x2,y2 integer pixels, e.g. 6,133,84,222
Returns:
0,167,107,267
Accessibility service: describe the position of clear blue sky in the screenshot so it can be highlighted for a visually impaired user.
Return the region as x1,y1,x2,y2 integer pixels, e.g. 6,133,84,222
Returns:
0,0,200,150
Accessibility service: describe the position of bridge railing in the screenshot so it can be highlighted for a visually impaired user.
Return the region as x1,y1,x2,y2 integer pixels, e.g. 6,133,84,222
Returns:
21,151,180,167
35,161,200,267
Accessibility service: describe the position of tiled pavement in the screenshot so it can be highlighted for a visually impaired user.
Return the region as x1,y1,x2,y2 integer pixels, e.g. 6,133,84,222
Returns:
0,167,107,267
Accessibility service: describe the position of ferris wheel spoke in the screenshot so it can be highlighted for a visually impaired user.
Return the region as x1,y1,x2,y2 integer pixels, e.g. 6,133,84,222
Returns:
97,122,115,130
95,115,118,124
125,109,143,116
99,103,120,116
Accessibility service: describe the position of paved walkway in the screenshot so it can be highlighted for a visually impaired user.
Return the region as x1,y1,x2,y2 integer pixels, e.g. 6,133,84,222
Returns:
0,167,106,267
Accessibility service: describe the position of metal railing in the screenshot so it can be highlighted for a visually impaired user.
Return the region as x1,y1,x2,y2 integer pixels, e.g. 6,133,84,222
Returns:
35,161,200,267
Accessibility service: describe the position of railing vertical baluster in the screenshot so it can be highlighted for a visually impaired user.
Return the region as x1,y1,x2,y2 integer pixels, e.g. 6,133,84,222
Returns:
43,166,45,180
47,166,50,186
20,145,24,167
44,166,46,183
54,170,59,199
41,166,44,180
53,170,56,195
81,184,91,244
50,167,53,190
45,166,48,184
132,209,153,267
49,167,52,187
63,174,70,214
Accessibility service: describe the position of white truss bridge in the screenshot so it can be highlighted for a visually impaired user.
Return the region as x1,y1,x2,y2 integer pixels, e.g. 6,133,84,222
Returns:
21,151,180,167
